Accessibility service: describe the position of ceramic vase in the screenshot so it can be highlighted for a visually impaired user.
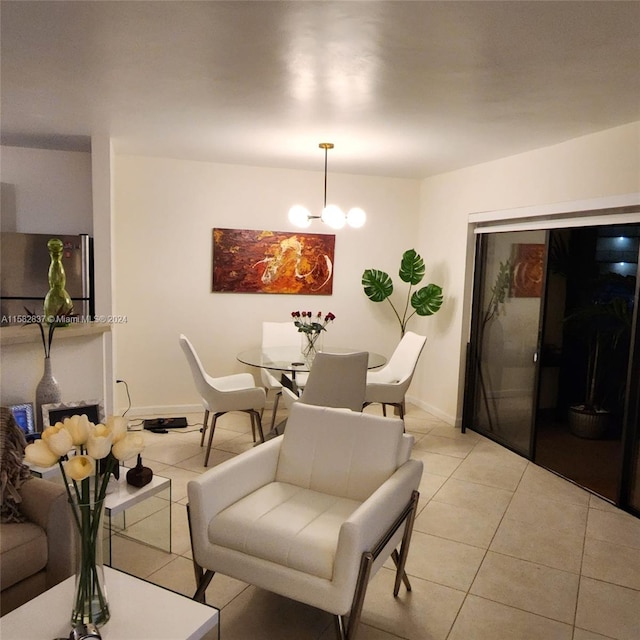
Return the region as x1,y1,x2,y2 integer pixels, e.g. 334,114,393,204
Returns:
35,356,61,432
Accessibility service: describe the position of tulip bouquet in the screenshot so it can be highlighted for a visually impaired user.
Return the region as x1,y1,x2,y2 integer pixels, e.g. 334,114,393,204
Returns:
291,311,335,360
24,414,144,627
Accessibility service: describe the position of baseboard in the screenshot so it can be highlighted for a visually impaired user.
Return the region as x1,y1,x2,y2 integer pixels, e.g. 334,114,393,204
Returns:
406,394,460,427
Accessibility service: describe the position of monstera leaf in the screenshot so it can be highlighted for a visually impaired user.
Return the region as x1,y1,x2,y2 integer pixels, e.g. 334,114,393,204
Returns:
361,269,394,302
399,249,425,285
362,249,444,335
411,284,443,316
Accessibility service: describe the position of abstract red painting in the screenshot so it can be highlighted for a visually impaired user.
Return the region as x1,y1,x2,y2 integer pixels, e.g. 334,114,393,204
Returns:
212,228,335,295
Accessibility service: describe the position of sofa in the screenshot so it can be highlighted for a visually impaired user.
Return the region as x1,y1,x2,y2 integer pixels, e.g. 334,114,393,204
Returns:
0,407,76,615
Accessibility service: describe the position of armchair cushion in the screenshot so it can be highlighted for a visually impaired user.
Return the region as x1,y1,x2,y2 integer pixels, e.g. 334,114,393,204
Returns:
209,482,361,579
276,404,405,501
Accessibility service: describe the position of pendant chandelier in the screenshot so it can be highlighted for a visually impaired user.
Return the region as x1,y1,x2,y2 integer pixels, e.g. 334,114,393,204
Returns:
288,143,366,230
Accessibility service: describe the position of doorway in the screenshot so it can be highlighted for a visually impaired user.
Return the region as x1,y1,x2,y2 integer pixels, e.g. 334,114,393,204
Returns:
464,223,639,507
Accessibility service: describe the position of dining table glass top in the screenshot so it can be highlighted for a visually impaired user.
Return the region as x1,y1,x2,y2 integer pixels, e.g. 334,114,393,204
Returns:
237,346,386,373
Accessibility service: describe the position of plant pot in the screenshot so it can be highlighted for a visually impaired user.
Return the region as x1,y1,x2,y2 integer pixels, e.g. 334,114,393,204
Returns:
568,405,610,439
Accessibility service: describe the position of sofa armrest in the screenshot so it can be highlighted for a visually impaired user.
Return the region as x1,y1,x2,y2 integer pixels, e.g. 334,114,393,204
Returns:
188,436,282,560
19,478,76,588
333,459,423,590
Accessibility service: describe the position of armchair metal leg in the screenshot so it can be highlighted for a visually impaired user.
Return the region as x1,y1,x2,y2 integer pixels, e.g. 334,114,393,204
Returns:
200,409,210,447
392,490,419,596
187,504,215,603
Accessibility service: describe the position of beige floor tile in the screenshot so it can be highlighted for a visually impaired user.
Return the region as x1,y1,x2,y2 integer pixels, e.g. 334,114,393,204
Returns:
451,455,524,491
426,424,481,441
490,517,584,573
572,628,616,640
417,472,448,506
586,507,640,550
319,623,406,639
470,551,579,624
412,450,464,478
589,494,621,513
176,447,236,472
414,500,503,549
448,595,573,640
517,464,590,507
582,537,640,591
413,434,478,458
466,437,530,471
109,535,175,578
361,567,465,640
406,530,486,591
432,477,513,516
506,490,588,534
150,465,201,502
575,577,640,640
148,555,250,608
216,584,333,640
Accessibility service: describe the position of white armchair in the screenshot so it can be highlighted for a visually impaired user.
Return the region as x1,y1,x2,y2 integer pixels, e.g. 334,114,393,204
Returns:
187,402,423,639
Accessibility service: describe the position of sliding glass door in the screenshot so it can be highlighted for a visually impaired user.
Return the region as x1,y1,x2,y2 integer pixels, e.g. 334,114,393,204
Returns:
464,230,547,457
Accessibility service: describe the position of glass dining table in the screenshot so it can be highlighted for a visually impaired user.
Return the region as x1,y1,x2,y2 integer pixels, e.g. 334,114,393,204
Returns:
237,346,386,437
237,346,386,376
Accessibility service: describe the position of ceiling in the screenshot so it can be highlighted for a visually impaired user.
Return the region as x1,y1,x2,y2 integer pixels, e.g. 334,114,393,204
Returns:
1,1,639,179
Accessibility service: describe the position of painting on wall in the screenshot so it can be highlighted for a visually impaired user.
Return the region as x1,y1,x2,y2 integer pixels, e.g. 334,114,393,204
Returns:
212,228,335,294
511,243,545,298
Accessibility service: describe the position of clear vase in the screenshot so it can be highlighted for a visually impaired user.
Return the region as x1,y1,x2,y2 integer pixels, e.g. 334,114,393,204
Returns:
35,356,61,432
301,332,322,364
70,494,110,627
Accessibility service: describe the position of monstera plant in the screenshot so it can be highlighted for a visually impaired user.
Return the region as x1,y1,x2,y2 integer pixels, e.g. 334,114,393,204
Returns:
362,249,444,336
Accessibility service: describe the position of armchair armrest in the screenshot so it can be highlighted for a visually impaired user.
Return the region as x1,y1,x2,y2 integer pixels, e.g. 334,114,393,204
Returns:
333,459,423,591
188,436,282,560
19,478,76,588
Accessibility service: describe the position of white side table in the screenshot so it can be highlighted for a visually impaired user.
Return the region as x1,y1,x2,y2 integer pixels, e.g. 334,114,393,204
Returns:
104,468,172,565
0,567,219,640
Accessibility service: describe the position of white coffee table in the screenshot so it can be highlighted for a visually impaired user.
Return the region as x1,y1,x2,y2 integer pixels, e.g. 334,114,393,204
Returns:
0,567,219,640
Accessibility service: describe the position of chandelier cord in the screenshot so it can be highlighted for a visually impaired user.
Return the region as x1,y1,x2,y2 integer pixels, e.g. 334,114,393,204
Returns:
323,145,328,209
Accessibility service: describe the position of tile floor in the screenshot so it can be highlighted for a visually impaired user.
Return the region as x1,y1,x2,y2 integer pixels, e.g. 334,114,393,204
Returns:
111,404,640,640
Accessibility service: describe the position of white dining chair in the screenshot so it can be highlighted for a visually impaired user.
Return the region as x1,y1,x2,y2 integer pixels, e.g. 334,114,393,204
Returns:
260,321,308,431
179,334,266,466
281,351,369,413
364,331,427,419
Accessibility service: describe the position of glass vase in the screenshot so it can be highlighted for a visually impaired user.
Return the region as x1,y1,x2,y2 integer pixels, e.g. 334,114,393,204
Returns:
301,331,322,364
70,494,110,627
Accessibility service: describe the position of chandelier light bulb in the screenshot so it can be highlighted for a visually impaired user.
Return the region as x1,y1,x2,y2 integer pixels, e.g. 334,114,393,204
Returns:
288,205,312,228
346,207,366,228
321,204,346,229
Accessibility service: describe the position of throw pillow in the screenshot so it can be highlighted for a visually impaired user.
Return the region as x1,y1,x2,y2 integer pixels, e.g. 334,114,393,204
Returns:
0,407,33,523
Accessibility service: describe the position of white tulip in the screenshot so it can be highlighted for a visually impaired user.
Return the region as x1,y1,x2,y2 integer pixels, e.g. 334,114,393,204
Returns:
106,415,128,443
65,454,95,481
41,424,73,457
112,433,144,461
62,414,92,446
87,424,113,460
24,439,59,467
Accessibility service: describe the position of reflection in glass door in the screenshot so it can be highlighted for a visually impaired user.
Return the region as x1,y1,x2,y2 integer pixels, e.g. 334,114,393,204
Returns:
465,230,547,457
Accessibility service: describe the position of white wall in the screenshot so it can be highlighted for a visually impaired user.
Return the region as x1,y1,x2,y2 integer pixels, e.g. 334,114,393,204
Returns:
0,145,108,414
416,121,640,424
0,146,93,234
112,155,420,414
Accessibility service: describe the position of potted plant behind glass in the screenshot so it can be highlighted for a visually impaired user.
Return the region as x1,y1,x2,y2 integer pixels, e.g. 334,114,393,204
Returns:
361,249,443,336
563,273,633,438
